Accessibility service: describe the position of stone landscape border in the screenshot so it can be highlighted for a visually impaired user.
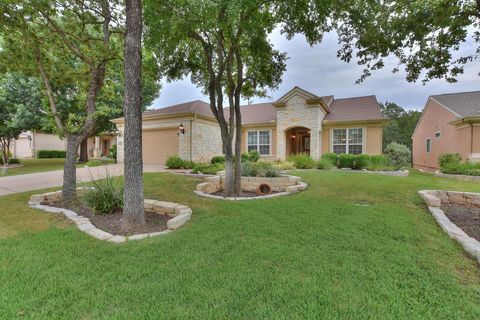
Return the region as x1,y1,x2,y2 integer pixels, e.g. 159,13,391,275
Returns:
29,190,192,243
327,169,409,177
195,174,307,200
418,190,480,265
433,172,480,182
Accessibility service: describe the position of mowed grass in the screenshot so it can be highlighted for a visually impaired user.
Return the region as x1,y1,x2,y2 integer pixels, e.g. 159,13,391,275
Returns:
1,158,66,176
0,170,480,319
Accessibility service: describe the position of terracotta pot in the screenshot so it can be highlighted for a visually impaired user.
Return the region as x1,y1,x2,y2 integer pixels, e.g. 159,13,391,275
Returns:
256,183,272,196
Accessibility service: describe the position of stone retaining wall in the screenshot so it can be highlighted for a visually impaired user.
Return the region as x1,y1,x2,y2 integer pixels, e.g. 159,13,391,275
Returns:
195,174,307,200
418,190,480,265
29,190,192,243
433,172,480,182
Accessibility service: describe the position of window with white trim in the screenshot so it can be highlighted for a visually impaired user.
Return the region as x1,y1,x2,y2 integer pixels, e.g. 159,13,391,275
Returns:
332,128,363,155
247,130,270,155
426,138,431,153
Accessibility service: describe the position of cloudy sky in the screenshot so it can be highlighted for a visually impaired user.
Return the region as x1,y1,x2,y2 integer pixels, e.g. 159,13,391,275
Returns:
151,30,479,112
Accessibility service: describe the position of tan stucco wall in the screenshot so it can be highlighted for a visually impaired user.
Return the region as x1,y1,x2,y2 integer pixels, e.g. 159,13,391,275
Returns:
322,123,384,155
412,99,472,170
242,125,277,156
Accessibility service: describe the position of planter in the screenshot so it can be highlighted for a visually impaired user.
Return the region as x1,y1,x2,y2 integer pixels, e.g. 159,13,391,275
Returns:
195,173,307,200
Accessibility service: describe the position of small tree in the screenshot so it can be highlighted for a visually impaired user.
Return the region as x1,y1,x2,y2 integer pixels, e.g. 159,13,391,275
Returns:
384,142,411,169
0,73,44,165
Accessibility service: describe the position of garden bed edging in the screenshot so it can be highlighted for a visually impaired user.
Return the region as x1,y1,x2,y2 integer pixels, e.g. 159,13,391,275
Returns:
29,189,192,243
418,190,480,265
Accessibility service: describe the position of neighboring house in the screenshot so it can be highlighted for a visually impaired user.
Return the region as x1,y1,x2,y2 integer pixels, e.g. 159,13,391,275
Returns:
112,86,387,164
11,131,67,158
11,131,116,159
412,91,480,171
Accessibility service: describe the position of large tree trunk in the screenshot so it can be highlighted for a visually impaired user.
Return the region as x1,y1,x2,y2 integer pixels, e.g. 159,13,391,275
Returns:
122,0,145,230
224,142,234,196
0,138,10,165
62,135,80,203
234,108,242,195
79,137,88,162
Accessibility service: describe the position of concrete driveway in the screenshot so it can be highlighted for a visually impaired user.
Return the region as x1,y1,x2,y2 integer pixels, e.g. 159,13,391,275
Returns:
0,164,167,196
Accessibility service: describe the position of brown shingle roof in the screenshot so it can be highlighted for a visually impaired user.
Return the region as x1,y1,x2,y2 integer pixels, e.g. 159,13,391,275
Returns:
324,95,385,122
137,94,385,124
142,100,213,119
431,91,480,118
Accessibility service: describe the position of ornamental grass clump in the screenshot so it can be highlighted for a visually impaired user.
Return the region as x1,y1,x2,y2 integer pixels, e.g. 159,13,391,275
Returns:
287,153,315,169
83,171,124,215
338,154,355,169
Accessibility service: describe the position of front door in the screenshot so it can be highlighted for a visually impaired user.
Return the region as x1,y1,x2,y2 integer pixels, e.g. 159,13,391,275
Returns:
102,140,110,156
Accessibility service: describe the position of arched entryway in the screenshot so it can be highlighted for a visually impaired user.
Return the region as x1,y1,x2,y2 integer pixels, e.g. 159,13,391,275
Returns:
285,127,311,158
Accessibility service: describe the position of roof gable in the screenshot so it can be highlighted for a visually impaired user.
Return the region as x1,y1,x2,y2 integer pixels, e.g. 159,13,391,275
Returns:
430,91,480,118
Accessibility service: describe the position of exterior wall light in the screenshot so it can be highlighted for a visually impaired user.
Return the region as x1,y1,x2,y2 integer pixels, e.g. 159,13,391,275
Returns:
179,123,185,135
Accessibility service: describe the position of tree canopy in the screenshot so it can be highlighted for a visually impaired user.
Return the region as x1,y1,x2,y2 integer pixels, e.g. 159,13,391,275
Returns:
380,102,421,150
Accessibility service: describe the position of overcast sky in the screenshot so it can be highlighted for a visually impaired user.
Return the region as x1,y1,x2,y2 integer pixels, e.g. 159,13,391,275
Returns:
151,29,479,112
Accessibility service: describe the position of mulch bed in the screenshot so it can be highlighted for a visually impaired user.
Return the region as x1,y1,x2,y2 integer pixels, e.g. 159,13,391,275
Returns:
442,203,480,242
212,190,280,198
51,202,170,236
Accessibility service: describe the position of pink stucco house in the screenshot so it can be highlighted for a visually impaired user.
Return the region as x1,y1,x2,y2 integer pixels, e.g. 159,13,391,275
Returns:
412,91,480,171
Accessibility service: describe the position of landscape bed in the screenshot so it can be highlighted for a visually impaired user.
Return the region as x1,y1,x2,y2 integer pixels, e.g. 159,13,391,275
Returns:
29,189,192,242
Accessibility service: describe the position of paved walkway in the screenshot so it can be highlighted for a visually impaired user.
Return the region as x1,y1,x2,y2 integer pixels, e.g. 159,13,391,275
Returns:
0,164,167,196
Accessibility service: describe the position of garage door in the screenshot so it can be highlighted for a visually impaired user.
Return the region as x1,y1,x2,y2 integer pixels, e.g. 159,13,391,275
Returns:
14,138,32,158
142,129,179,164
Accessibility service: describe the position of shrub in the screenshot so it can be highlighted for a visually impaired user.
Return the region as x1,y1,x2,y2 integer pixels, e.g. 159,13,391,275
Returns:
255,161,280,177
192,163,224,175
276,161,295,170
384,142,411,169
287,153,315,169
240,161,258,177
165,155,186,169
0,158,20,165
438,153,462,169
316,158,334,170
366,155,393,171
211,155,225,164
241,150,260,163
321,153,338,167
37,150,66,158
441,162,480,175
354,154,371,170
338,154,355,169
108,144,117,160
83,172,123,215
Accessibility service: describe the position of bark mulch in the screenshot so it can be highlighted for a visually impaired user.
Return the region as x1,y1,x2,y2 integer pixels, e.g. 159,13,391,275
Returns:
51,202,170,236
442,203,480,242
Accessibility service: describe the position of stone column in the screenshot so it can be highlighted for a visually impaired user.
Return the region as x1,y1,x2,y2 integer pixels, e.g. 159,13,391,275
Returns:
277,129,286,160
310,127,321,160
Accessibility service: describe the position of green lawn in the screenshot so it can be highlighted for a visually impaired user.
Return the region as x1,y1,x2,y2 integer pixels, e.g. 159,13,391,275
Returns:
1,158,115,176
1,158,66,176
1,170,479,319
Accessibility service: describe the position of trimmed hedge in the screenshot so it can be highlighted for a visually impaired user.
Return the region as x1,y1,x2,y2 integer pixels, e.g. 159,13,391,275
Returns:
37,150,66,158
0,158,20,165
211,156,225,164
338,154,356,169
438,153,462,169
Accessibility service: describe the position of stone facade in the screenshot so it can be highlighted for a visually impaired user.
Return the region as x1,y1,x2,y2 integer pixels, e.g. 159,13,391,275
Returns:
275,94,325,160
189,120,223,163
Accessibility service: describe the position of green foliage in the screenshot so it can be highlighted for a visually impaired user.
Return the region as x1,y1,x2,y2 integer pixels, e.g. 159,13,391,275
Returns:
276,161,296,170
255,161,280,177
441,162,480,176
240,161,258,177
380,102,421,150
0,157,19,165
85,159,115,167
338,154,356,169
329,0,478,84
354,154,371,170
384,142,411,169
192,163,224,175
108,144,117,160
287,153,315,169
37,150,66,159
316,158,334,170
83,172,124,215
165,155,188,169
365,155,393,171
241,150,260,163
211,156,226,164
321,153,338,167
438,153,462,169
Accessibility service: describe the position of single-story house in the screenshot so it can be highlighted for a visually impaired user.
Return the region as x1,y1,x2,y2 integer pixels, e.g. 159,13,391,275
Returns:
412,91,480,171
11,131,116,159
112,86,387,164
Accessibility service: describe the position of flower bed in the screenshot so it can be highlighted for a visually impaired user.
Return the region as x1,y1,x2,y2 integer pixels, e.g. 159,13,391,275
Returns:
195,173,307,200
29,189,192,243
418,190,480,265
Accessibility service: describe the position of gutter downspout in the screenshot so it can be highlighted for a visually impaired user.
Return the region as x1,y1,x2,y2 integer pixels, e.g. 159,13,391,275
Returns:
190,116,195,162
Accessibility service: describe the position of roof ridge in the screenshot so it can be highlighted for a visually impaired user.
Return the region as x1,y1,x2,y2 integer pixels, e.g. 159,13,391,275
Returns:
431,90,480,97
332,94,376,101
